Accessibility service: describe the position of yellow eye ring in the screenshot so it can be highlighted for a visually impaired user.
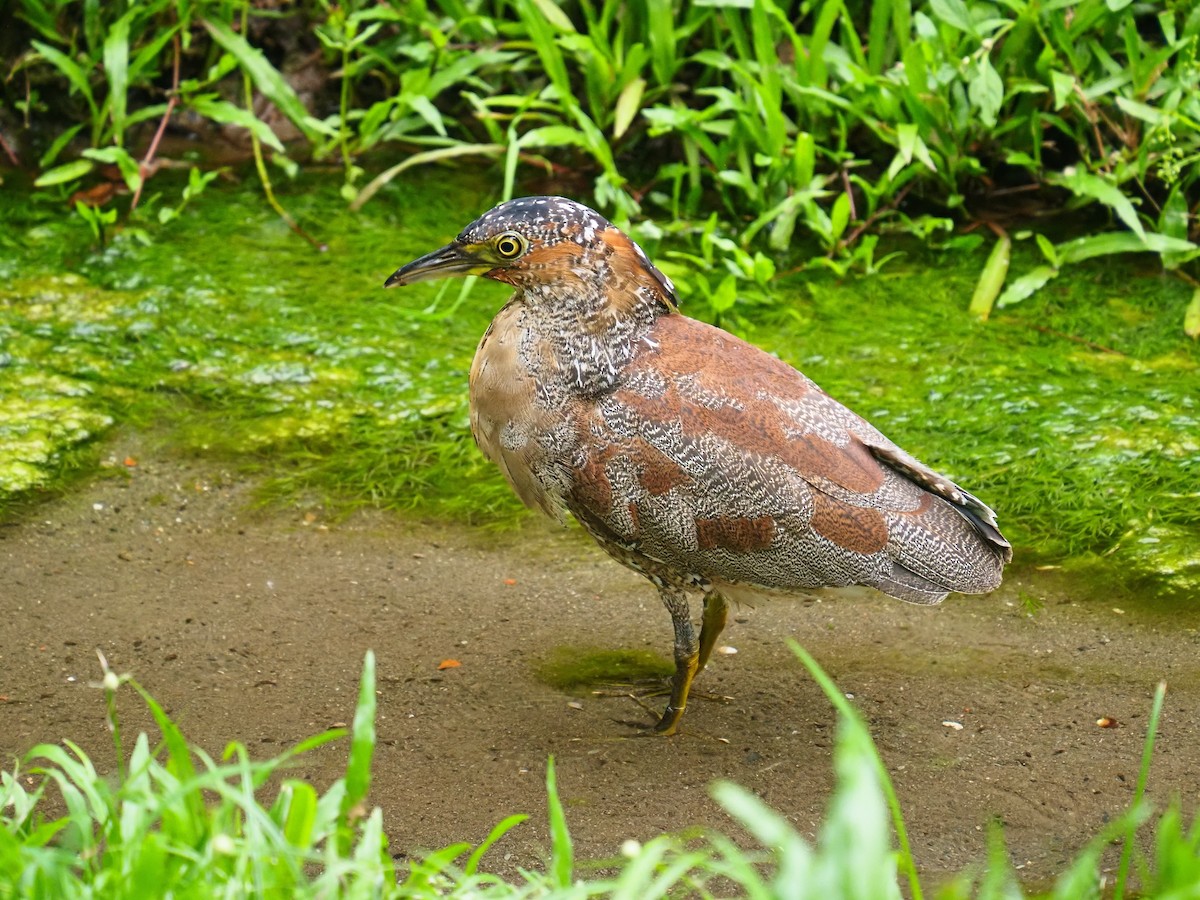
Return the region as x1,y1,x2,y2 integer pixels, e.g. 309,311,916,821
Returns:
495,232,526,259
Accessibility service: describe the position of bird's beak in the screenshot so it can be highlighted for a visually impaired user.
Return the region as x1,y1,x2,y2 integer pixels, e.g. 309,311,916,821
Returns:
383,242,491,288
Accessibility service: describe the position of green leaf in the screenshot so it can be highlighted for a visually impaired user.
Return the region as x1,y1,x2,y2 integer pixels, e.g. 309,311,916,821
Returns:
818,719,902,899
82,145,141,193
517,0,576,113
1057,231,1198,264
1159,188,1192,270
188,95,286,152
34,159,95,187
202,19,326,143
929,0,975,33
787,641,924,899
996,265,1058,308
889,123,937,179
280,780,318,848
518,124,589,150
529,0,576,32
969,234,1011,319
752,251,776,286
1049,70,1075,109
1035,233,1060,268
708,274,739,313
793,131,815,186
103,10,134,144
613,78,646,139
830,191,851,242
38,124,85,168
1115,96,1167,125
968,56,1004,128
1160,187,1189,241
1185,286,1200,339
30,40,96,116
1054,169,1144,240
646,0,677,85
407,95,447,136
131,681,205,842
129,23,179,85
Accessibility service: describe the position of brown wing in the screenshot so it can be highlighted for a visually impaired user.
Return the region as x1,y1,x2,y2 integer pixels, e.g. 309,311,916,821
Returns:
565,314,1009,604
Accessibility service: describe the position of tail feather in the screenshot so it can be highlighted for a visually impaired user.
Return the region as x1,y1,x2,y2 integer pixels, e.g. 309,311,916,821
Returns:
882,492,1008,602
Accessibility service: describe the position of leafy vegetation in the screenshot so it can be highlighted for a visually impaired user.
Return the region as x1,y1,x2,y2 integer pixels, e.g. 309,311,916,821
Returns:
4,0,1198,327
3,648,1194,898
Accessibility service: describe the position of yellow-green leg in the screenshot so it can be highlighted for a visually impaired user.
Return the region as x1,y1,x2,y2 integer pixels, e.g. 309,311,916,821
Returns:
696,591,729,674
654,589,730,735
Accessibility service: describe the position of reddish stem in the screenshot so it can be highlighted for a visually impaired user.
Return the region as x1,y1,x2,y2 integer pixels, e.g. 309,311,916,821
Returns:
130,32,181,212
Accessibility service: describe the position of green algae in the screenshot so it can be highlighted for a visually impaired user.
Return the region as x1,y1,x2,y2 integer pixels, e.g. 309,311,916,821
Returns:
534,647,674,694
0,171,1197,602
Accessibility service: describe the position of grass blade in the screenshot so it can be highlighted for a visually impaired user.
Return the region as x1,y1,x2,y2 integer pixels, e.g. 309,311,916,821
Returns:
1113,680,1167,900
341,650,376,829
545,756,574,887
463,813,529,876
787,639,923,900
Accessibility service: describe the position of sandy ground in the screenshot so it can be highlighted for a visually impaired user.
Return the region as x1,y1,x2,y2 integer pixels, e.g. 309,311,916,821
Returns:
2,440,1198,889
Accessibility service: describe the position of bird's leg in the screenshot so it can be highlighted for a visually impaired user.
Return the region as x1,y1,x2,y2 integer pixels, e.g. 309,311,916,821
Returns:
654,586,698,735
695,591,730,675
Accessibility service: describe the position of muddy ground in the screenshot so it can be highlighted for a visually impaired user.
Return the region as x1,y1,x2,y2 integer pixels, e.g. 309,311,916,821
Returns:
2,439,1198,890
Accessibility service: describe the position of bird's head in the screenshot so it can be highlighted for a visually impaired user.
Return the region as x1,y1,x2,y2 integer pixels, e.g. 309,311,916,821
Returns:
384,196,678,314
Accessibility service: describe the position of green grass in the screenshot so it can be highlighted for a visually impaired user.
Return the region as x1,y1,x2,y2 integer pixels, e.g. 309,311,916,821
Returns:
3,648,1195,898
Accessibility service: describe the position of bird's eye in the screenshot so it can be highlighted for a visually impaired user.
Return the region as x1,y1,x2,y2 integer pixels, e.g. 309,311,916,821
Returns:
494,232,526,260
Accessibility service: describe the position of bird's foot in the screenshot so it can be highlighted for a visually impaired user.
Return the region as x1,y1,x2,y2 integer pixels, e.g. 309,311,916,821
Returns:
595,683,732,736
592,679,731,702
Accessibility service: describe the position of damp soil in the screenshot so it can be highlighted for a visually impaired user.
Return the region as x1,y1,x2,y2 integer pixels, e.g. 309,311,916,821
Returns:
2,438,1198,890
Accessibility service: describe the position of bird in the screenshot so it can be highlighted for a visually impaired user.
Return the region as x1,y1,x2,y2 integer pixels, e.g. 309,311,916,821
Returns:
384,195,1012,735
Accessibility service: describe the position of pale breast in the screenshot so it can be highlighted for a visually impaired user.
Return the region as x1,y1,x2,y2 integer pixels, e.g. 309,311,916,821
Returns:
469,299,571,518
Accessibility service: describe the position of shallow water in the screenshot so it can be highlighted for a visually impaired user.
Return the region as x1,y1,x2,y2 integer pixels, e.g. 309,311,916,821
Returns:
1,170,1196,602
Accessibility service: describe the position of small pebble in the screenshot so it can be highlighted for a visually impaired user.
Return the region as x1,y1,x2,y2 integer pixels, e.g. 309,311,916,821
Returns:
942,720,964,730
566,701,583,710
716,645,737,655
